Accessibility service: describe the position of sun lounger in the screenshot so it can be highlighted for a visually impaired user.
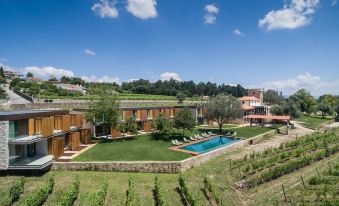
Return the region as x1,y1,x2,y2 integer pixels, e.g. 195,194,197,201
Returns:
225,131,230,135
172,140,180,145
195,135,203,139
189,136,197,141
183,138,191,143
174,140,183,145
208,131,216,135
202,133,208,138
232,131,237,136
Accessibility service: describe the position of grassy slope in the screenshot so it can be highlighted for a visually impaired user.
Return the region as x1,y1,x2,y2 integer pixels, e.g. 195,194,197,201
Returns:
295,114,334,129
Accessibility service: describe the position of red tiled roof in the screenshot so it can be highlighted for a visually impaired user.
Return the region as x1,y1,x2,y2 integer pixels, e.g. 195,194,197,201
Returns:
238,96,260,101
244,115,291,121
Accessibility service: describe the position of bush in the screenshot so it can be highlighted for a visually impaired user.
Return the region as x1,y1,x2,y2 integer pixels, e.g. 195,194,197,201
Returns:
58,176,80,206
3,177,25,206
154,176,165,206
90,181,108,206
26,176,54,206
126,178,136,206
179,176,199,206
203,177,220,204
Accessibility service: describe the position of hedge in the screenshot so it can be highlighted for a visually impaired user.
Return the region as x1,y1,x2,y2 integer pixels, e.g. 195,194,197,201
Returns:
58,176,80,206
3,177,25,206
178,176,199,206
26,176,55,206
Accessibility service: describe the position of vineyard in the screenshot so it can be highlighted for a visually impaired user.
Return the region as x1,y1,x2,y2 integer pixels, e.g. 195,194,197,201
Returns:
0,129,338,205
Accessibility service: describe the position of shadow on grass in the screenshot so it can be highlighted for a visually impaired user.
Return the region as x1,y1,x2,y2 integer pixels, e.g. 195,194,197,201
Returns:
98,137,137,144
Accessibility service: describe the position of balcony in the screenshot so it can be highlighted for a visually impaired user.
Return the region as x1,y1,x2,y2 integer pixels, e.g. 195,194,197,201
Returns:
8,155,54,170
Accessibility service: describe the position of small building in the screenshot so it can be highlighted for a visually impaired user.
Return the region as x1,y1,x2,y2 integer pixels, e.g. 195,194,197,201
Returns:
54,83,86,94
0,110,86,171
4,70,23,79
26,77,43,83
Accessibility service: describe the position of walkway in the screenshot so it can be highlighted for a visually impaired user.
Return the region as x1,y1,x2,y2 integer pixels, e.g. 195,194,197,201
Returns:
2,84,31,104
229,122,314,159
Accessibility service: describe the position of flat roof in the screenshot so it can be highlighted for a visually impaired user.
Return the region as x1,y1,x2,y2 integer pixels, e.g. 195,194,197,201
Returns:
244,115,290,121
0,110,69,121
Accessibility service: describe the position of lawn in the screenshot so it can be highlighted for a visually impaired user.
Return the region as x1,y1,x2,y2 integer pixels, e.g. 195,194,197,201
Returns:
232,125,283,138
73,134,192,161
295,114,334,129
196,124,239,129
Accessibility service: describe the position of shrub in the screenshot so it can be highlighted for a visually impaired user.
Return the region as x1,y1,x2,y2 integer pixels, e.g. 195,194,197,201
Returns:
203,177,220,204
26,176,54,206
3,177,25,206
178,176,199,206
90,181,108,206
154,176,165,206
58,176,80,206
126,178,136,206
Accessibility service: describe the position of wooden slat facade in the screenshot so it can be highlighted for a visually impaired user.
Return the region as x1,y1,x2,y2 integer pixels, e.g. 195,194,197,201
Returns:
139,110,147,121
111,127,121,138
48,136,64,159
28,118,35,136
68,132,80,150
143,121,151,132
54,115,71,131
34,117,53,137
71,114,83,128
81,129,91,144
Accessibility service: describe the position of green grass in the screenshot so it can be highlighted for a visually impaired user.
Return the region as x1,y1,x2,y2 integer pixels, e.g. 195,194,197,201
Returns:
295,114,334,129
233,125,282,138
73,134,192,161
196,124,240,129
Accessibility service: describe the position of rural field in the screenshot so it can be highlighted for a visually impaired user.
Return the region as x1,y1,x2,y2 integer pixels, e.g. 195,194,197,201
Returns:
1,128,338,206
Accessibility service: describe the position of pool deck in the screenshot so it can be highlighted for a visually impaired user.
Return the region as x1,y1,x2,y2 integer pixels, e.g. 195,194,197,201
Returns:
169,135,239,156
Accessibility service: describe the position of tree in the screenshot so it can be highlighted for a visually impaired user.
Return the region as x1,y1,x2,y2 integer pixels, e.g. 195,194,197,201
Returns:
0,66,4,78
282,102,301,119
0,87,7,99
85,87,120,138
176,92,186,103
336,104,339,115
119,116,138,138
174,107,195,135
26,72,33,78
318,103,333,118
264,90,285,105
270,104,283,116
151,113,173,138
206,94,243,132
289,89,317,115
318,94,337,109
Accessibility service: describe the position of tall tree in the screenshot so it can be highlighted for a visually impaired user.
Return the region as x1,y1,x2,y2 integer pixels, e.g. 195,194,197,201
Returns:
0,66,4,78
270,104,283,116
151,113,173,138
119,116,139,138
85,87,120,138
289,89,317,114
174,107,195,135
26,72,33,78
318,103,333,118
206,94,243,132
176,91,186,103
264,90,285,105
318,94,337,109
0,87,7,99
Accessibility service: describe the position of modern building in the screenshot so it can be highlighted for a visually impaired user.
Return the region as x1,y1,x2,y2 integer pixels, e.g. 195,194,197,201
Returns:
0,110,86,171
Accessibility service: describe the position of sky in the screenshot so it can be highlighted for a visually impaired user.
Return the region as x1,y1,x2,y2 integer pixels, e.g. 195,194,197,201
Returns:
0,0,338,96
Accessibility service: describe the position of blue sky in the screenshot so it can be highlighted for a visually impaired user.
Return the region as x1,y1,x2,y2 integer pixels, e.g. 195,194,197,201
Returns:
0,0,338,96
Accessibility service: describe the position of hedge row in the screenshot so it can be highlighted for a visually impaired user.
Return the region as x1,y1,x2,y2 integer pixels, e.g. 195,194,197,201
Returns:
178,176,199,206
58,176,80,206
126,178,137,206
3,177,25,206
203,177,220,204
90,182,108,206
26,176,55,206
154,176,165,206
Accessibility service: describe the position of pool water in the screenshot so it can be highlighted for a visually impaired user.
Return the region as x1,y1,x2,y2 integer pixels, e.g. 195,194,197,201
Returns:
180,136,239,154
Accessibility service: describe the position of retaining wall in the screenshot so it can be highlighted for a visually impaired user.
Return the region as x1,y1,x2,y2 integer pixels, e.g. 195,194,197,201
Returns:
0,121,9,170
52,127,285,173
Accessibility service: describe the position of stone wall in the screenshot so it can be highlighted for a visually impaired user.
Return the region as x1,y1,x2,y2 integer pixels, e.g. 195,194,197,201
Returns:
52,127,287,173
0,121,9,170
52,161,182,173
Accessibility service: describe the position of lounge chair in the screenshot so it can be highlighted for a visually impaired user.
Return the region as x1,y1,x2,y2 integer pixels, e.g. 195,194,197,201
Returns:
202,133,208,138
232,131,237,136
195,135,203,139
183,138,191,143
225,131,230,135
172,140,180,145
208,131,216,135
189,136,197,141
174,140,183,145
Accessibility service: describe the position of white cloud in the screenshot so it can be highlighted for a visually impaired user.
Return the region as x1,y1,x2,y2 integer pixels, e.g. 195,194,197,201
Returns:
259,72,339,96
92,0,119,19
204,4,219,14
203,4,219,24
23,66,74,78
84,48,96,56
81,75,121,84
332,0,337,6
0,62,15,71
159,72,182,81
126,0,157,19
259,0,319,31
233,29,245,36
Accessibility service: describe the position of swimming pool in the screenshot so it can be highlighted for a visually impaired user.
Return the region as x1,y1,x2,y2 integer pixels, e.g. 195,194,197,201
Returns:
179,136,239,154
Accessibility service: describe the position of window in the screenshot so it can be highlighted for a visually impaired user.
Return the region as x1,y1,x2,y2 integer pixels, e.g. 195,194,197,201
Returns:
146,110,151,118
8,120,28,140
